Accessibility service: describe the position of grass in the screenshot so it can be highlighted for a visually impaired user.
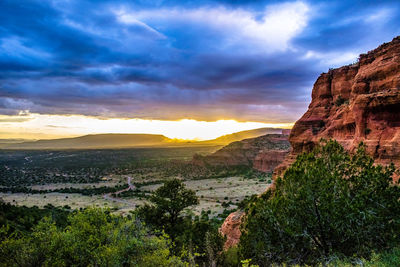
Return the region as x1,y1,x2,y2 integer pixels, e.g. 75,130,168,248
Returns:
0,175,270,216
325,248,400,266
0,147,271,216
138,176,269,215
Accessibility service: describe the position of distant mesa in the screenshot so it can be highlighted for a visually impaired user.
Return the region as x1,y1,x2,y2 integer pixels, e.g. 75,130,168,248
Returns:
1,134,171,150
0,139,31,145
1,127,285,150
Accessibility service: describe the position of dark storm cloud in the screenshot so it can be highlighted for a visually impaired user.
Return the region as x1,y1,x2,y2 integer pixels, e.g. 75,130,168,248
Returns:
1,0,400,122
293,1,400,58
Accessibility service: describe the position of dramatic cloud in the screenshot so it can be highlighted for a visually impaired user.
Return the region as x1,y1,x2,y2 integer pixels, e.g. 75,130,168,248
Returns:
116,1,309,53
1,0,400,123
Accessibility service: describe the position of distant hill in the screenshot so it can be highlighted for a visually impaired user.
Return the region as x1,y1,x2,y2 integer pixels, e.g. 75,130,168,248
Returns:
2,134,173,149
0,139,30,144
193,134,290,171
2,128,287,150
200,128,284,145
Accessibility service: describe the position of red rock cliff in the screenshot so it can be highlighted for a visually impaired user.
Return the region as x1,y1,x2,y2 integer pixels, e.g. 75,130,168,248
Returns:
277,36,400,176
253,150,289,173
221,37,400,250
194,134,290,172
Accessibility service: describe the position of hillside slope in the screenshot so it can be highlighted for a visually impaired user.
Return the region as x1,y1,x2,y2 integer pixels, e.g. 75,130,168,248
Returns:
3,134,172,149
193,133,290,173
2,128,281,149
200,127,284,145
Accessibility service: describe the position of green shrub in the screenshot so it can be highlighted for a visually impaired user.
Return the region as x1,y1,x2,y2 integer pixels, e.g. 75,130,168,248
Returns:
136,179,225,265
0,208,184,266
327,247,400,266
136,178,199,242
221,246,240,266
239,140,400,266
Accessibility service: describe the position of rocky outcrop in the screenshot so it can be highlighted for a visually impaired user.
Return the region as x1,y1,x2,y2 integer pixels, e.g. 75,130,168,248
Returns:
281,129,291,136
221,36,400,250
211,134,289,249
253,150,290,173
193,133,290,172
219,211,245,249
276,36,400,177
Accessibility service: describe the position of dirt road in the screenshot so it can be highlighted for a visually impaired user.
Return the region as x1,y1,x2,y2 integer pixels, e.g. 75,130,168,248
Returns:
103,176,136,206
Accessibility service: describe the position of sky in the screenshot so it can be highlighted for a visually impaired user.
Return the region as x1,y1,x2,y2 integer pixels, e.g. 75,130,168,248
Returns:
1,0,400,140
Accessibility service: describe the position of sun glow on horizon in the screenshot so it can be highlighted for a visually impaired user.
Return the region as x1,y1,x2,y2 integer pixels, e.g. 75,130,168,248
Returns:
0,113,293,141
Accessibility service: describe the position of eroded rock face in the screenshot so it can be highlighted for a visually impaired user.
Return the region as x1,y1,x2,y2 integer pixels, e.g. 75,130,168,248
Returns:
253,150,290,173
222,36,400,250
276,36,400,177
215,136,290,249
194,134,290,171
219,211,245,249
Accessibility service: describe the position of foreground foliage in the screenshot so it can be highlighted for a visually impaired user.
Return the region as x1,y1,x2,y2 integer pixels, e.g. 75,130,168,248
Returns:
0,203,70,239
327,247,400,266
0,208,183,267
240,140,400,266
137,179,199,239
137,179,226,265
3,140,400,266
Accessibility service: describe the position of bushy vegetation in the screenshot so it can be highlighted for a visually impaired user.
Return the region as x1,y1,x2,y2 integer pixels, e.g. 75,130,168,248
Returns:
0,203,70,238
2,140,400,266
0,184,126,195
0,146,219,186
327,247,400,266
137,179,199,237
0,207,184,266
0,147,260,199
0,179,232,266
137,179,226,266
239,140,400,266
319,248,400,267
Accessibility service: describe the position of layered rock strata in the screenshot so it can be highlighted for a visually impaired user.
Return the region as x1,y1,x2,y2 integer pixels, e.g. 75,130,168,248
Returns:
193,134,290,173
276,36,400,176
221,36,400,250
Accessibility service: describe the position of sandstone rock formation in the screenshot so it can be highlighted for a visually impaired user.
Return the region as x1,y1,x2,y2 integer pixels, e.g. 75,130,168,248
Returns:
219,211,245,249
221,36,400,250
193,133,290,172
214,134,289,249
253,150,290,173
276,36,400,176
